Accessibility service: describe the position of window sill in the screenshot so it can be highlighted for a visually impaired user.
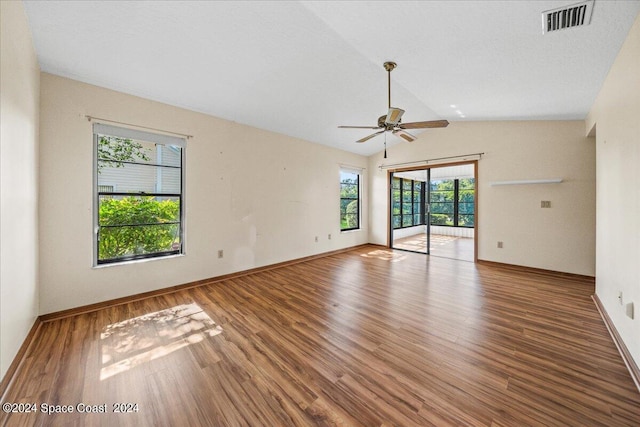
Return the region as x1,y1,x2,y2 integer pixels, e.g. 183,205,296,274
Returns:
93,253,185,269
340,228,362,234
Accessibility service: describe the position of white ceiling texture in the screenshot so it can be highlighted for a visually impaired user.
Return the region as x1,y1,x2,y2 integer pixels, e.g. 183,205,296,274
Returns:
23,1,640,156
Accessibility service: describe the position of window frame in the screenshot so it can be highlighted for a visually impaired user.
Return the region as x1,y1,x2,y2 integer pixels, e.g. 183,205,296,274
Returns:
340,168,361,232
429,178,475,228
392,177,426,229
92,123,186,266
392,176,475,229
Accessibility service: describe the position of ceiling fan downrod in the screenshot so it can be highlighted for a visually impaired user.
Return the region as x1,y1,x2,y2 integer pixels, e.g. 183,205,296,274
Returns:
383,61,397,109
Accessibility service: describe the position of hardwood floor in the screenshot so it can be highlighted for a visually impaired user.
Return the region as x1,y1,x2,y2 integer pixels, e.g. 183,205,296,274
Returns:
393,233,475,262
2,245,639,426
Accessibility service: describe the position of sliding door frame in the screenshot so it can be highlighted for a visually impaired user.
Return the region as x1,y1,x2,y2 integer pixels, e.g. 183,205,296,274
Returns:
387,160,478,262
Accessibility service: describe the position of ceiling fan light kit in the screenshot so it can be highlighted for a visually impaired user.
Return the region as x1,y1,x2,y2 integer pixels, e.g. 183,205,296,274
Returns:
339,61,449,145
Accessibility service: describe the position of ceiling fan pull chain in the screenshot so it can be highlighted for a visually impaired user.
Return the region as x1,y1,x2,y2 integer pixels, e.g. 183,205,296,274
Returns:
384,133,388,159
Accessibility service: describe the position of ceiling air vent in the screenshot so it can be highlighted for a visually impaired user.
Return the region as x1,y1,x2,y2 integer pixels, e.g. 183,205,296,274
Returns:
542,0,594,34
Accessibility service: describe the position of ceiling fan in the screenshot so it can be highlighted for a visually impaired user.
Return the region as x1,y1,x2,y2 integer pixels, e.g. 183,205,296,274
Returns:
339,61,449,143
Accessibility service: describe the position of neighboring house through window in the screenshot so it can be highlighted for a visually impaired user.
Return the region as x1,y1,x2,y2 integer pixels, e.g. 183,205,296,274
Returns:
340,168,360,231
93,123,185,265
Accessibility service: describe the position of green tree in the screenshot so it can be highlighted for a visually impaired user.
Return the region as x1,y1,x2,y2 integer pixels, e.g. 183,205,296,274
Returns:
340,177,359,229
345,200,359,228
97,135,180,261
97,136,150,171
430,179,455,226
99,197,180,260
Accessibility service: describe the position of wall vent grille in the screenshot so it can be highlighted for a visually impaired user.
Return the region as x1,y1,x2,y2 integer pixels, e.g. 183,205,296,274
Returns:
542,0,594,34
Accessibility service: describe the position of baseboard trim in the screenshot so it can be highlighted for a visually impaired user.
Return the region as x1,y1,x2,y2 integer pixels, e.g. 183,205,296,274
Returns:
592,293,640,393
0,317,42,401
40,244,372,322
477,259,595,283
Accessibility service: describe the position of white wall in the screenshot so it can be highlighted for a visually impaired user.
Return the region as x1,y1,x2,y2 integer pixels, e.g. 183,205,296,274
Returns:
587,14,640,368
393,225,427,240
0,0,40,379
368,121,596,276
392,225,473,241
39,74,368,314
430,226,474,238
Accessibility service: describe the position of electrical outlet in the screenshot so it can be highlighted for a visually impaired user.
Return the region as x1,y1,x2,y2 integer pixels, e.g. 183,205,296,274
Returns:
218,250,224,259
328,234,331,240
541,201,551,208
497,241,503,249
315,236,318,243
618,291,623,305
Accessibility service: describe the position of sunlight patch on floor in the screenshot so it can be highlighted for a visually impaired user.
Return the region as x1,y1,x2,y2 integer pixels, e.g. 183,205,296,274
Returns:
361,249,407,262
100,303,222,380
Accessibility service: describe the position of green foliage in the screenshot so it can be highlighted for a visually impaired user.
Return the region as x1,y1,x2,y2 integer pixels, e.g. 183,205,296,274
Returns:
430,213,452,226
99,197,180,261
392,177,476,229
97,136,151,172
340,179,358,198
429,178,475,227
340,178,359,229
340,200,359,229
345,200,359,228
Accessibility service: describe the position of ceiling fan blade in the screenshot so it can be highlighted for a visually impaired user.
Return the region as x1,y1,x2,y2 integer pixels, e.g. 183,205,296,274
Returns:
385,107,405,125
356,130,385,143
338,125,382,129
392,129,416,142
398,120,450,129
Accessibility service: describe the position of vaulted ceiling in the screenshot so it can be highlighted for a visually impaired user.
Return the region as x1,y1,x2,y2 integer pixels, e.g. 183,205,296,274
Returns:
23,1,640,156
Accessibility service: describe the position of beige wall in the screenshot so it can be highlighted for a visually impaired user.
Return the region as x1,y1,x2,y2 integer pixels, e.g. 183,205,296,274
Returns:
587,14,640,367
0,1,40,378
368,120,596,276
38,74,368,314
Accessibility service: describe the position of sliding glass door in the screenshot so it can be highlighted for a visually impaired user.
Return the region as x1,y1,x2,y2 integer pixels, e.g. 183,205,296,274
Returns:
391,163,476,262
390,169,431,254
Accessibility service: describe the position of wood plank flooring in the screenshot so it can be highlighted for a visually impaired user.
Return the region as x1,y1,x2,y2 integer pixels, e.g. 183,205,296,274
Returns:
2,245,639,426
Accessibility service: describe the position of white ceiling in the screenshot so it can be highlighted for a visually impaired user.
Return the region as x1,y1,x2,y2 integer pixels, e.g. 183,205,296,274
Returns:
23,1,640,156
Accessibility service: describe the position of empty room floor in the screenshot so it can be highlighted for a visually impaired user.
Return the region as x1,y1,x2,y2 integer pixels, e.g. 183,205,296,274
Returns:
2,245,639,426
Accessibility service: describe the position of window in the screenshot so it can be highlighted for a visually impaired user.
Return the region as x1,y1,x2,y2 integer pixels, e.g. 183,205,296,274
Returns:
430,178,475,227
392,177,425,229
340,169,360,231
393,176,475,229
457,178,475,227
93,123,185,265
